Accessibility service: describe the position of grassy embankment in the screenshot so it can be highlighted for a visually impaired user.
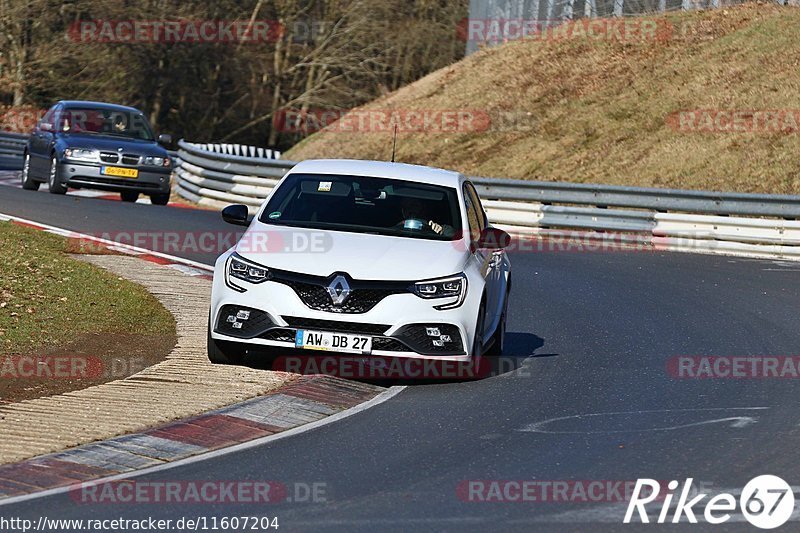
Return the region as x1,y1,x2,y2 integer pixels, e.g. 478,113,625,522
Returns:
287,3,800,194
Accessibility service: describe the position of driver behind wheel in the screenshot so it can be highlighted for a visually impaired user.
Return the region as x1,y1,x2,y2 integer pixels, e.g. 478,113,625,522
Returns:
399,196,450,235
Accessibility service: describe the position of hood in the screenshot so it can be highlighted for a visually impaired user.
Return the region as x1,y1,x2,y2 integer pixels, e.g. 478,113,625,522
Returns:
235,222,469,281
58,134,167,156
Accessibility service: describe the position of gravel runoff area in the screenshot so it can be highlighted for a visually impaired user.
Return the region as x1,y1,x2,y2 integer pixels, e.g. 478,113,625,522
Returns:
0,255,295,464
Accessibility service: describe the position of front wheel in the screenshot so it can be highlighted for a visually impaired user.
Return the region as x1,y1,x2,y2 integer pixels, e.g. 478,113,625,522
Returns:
120,191,139,203
486,289,510,356
207,328,246,365
471,299,486,358
47,156,67,195
486,310,506,356
20,153,39,190
149,193,170,206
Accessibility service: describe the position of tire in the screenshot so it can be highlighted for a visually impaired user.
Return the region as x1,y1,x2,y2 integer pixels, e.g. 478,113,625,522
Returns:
207,325,246,365
47,155,67,195
486,309,507,356
149,192,170,206
120,191,139,203
486,287,510,356
20,153,39,191
471,299,486,358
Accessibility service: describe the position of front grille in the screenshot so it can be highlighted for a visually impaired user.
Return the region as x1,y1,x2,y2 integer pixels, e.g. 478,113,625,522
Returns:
272,271,408,314
393,324,464,355
100,152,119,163
121,154,140,165
285,281,400,314
283,316,389,336
215,305,275,339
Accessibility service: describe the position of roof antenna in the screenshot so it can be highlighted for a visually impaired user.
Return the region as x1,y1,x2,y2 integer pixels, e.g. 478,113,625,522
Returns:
391,124,398,163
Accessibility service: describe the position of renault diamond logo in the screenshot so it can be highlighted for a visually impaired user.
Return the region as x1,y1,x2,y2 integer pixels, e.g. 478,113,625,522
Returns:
326,275,351,306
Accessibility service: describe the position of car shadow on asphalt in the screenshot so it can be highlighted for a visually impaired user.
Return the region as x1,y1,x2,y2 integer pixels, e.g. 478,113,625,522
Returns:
239,332,554,387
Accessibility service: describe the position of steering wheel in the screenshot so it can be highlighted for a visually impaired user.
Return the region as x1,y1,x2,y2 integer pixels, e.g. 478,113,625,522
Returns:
394,218,428,231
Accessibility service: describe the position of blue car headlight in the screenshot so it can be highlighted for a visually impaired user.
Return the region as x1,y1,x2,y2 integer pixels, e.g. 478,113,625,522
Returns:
64,148,99,162
143,156,170,167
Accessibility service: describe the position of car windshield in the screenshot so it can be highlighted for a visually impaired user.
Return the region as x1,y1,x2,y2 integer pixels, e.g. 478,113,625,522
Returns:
58,107,155,141
259,173,463,241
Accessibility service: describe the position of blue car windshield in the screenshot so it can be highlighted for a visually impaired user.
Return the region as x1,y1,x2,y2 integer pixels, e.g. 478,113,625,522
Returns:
58,108,155,141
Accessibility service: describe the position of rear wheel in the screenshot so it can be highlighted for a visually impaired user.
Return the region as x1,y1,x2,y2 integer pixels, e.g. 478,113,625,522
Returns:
20,153,39,191
120,191,139,203
149,192,170,206
47,156,67,195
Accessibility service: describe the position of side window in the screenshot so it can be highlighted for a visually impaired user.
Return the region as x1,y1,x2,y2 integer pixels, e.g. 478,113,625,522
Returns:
39,105,58,130
464,182,487,230
462,183,482,241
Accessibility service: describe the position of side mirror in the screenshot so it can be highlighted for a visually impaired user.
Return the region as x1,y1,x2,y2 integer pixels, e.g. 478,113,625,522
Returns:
38,122,54,133
222,204,252,227
157,134,173,147
476,227,511,249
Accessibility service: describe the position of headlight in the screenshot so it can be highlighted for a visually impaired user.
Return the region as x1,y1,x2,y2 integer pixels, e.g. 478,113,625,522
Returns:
226,253,269,291
412,273,467,310
143,156,170,167
64,148,98,162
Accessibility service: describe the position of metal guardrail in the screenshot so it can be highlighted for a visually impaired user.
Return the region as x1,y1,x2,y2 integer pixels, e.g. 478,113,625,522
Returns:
162,139,800,260
471,177,800,219
0,132,28,170
174,140,287,209
188,142,281,160
2,131,796,260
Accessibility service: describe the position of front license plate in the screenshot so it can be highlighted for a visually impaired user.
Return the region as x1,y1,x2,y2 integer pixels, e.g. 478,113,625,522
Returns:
101,166,138,178
295,330,372,354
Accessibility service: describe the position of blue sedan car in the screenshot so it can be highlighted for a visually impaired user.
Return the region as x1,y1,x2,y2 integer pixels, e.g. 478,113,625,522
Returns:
21,100,173,205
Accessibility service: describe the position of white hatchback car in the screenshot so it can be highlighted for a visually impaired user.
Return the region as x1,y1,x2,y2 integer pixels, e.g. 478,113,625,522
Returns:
208,159,511,366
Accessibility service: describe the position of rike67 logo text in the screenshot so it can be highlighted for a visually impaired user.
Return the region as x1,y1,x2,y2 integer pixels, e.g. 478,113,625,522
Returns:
624,476,794,529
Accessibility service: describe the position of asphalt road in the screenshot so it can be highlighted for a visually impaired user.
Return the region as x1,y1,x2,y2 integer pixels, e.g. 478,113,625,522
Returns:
1,185,800,531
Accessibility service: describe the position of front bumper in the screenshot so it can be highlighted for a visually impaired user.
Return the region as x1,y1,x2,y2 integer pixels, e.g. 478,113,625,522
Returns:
213,303,467,358
209,259,482,362
59,162,171,194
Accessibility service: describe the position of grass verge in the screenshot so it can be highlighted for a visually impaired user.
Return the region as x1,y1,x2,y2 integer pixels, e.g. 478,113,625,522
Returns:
0,221,176,402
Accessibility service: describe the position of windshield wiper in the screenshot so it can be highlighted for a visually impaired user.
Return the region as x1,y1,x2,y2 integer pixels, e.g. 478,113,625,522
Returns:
100,132,148,140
